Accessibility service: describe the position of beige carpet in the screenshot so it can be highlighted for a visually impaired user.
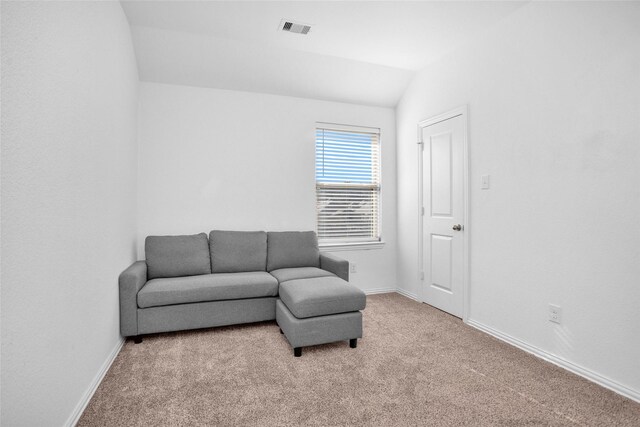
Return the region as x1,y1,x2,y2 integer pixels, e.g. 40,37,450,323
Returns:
78,293,640,426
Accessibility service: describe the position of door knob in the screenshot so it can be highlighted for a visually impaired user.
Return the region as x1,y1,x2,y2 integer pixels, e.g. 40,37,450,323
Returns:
452,224,463,231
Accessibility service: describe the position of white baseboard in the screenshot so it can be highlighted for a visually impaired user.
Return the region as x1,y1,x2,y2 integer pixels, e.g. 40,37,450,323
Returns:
365,287,396,295
466,319,640,403
395,287,419,302
65,337,125,427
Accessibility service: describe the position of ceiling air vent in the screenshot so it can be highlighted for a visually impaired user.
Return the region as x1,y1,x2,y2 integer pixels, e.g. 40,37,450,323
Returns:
280,19,311,35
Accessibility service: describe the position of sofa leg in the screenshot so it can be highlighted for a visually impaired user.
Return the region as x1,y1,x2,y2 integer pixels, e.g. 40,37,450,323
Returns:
280,328,284,334
133,336,142,344
294,347,302,357
349,338,357,349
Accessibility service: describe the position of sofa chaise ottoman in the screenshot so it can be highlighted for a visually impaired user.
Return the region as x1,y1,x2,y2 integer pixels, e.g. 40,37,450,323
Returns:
276,276,366,357
266,231,367,357
119,230,366,357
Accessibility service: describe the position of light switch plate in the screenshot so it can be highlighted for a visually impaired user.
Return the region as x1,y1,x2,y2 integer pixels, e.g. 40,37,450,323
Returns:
481,175,490,189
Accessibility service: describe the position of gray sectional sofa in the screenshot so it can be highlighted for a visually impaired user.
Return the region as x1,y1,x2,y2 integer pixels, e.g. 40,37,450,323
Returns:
119,230,366,356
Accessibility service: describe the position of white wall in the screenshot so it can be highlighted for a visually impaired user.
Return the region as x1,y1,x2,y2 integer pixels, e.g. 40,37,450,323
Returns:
1,2,139,425
396,2,640,397
138,82,397,293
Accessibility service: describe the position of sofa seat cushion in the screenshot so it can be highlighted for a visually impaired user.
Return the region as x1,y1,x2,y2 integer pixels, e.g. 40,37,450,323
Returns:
138,272,278,309
145,233,211,280
278,276,366,319
210,230,267,273
270,267,334,284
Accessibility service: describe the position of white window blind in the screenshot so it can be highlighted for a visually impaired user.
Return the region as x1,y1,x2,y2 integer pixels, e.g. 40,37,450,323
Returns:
315,124,381,244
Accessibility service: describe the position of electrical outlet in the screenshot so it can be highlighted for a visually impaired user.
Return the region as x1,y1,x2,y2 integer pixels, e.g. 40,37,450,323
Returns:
350,263,357,274
549,304,562,324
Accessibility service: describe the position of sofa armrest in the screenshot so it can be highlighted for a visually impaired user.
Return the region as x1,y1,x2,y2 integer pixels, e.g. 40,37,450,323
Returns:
320,253,349,282
119,261,147,337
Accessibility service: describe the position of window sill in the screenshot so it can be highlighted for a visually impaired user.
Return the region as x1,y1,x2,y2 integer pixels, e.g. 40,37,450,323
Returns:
319,241,385,252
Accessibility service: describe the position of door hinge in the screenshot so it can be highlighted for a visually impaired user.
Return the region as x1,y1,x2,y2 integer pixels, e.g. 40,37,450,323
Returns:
421,207,425,216
420,272,424,280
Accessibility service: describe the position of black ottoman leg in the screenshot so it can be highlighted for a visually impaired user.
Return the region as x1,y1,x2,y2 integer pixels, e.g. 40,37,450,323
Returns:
349,338,357,349
294,347,302,357
133,336,142,344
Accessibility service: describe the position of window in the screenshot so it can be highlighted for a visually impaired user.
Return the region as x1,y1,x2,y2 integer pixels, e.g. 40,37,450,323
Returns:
315,123,381,246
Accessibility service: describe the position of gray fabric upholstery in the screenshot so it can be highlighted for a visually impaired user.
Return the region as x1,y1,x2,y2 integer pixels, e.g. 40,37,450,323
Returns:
119,261,147,337
137,272,278,308
209,230,267,273
269,267,334,284
276,300,362,348
145,233,211,279
279,276,366,319
121,230,362,341
138,298,277,335
320,253,350,282
266,231,320,271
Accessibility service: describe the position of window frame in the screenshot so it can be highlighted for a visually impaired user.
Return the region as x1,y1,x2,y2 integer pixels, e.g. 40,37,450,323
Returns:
315,122,384,250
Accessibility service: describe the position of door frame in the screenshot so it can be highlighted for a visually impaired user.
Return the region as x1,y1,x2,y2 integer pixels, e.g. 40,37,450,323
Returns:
417,105,470,322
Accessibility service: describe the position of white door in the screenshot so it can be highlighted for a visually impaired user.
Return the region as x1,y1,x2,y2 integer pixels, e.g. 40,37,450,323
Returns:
420,111,466,318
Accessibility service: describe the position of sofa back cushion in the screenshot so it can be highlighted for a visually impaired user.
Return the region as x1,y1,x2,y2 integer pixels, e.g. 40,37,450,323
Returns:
267,231,320,271
209,230,267,273
145,233,211,280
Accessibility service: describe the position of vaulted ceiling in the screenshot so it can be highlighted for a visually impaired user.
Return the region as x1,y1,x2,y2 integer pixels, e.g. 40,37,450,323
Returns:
121,1,527,107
